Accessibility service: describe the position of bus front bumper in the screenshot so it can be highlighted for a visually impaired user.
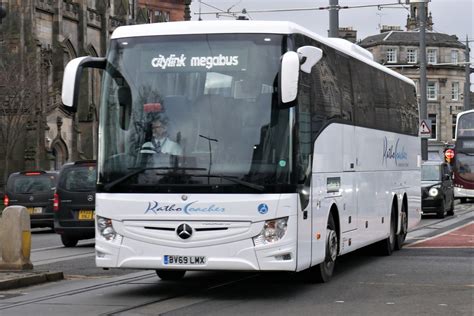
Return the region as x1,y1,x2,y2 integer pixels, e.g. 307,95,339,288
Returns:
95,237,297,272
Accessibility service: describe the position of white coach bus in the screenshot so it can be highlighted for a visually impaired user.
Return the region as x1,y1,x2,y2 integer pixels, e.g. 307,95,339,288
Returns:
62,21,421,282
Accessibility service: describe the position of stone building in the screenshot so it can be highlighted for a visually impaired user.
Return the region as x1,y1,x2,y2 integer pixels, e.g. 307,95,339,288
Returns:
0,0,189,187
359,2,468,160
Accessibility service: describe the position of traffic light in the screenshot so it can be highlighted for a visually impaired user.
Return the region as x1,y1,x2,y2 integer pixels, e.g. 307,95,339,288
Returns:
444,148,455,165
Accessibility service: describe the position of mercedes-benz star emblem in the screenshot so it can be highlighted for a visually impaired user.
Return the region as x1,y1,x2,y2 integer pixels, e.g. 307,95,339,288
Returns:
29,196,34,201
181,195,188,201
176,223,193,240
87,195,94,202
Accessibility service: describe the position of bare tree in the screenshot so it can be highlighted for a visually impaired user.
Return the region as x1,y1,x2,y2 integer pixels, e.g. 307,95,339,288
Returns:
0,49,41,185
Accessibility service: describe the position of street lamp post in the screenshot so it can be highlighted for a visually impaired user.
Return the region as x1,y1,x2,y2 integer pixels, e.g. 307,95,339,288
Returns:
465,36,471,110
328,0,339,37
411,0,430,161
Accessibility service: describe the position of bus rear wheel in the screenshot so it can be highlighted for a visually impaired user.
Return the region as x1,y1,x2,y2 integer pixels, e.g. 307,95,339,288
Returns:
395,204,407,250
155,270,186,281
312,213,338,283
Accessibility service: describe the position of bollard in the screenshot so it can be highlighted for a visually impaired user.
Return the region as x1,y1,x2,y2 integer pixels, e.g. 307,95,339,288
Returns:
0,206,33,270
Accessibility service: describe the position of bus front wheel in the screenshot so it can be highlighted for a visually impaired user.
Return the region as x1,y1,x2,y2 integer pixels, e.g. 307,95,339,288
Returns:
312,213,338,283
155,270,186,281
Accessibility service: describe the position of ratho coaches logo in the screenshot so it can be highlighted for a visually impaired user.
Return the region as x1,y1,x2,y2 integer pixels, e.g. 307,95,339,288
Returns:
382,137,408,166
144,201,225,215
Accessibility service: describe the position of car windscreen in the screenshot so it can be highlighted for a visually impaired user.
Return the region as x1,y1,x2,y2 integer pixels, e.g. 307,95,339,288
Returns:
421,165,441,181
59,166,97,192
11,175,56,194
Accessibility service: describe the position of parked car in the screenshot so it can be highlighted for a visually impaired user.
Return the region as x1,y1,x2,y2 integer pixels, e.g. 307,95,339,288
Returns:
421,161,455,218
4,170,59,228
54,160,97,247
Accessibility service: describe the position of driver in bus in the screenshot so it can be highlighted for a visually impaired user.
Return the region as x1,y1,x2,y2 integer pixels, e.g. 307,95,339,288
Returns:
140,115,183,157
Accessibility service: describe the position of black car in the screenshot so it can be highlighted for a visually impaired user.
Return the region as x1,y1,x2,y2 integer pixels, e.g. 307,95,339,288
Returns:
54,161,97,247
4,170,59,228
421,161,455,218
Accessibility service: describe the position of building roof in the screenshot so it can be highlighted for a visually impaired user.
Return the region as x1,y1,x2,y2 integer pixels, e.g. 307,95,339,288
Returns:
360,31,466,49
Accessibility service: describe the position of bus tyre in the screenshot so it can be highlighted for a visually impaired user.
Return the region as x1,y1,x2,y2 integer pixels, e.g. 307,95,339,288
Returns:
395,205,407,251
155,270,186,281
61,235,78,248
312,214,338,283
378,205,396,256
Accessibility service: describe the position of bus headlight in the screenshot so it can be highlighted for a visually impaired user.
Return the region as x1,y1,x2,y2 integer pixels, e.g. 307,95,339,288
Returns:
97,216,116,240
253,217,288,246
429,187,439,197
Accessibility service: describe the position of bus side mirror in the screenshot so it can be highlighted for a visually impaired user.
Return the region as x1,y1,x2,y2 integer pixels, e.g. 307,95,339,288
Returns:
62,56,106,112
279,46,323,107
279,51,300,106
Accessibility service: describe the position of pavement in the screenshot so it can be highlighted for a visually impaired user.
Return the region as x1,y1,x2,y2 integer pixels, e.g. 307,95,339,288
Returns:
0,270,63,290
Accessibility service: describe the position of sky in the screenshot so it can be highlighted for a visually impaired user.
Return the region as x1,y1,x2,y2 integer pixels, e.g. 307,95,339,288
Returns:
190,0,474,89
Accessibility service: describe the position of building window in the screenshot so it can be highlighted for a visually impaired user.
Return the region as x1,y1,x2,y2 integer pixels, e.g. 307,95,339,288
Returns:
452,114,457,139
407,48,417,64
427,48,437,64
451,50,458,64
149,10,170,23
451,82,459,101
386,47,397,63
428,113,437,140
427,81,437,100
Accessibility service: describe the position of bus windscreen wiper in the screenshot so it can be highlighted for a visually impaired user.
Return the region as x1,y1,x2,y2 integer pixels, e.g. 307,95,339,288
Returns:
190,174,265,192
103,167,206,191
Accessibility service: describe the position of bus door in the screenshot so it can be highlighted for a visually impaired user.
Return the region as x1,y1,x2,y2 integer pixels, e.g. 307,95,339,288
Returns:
296,109,313,271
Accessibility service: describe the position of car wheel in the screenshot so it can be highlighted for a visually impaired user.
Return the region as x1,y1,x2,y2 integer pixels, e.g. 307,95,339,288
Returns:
155,270,186,281
436,202,446,219
61,235,78,247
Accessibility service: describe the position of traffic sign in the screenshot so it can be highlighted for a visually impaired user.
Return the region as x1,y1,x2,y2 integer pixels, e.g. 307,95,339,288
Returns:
419,119,431,138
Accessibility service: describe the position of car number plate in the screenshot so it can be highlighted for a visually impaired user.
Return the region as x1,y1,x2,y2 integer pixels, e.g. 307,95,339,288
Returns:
27,207,43,214
163,255,206,265
78,210,95,220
